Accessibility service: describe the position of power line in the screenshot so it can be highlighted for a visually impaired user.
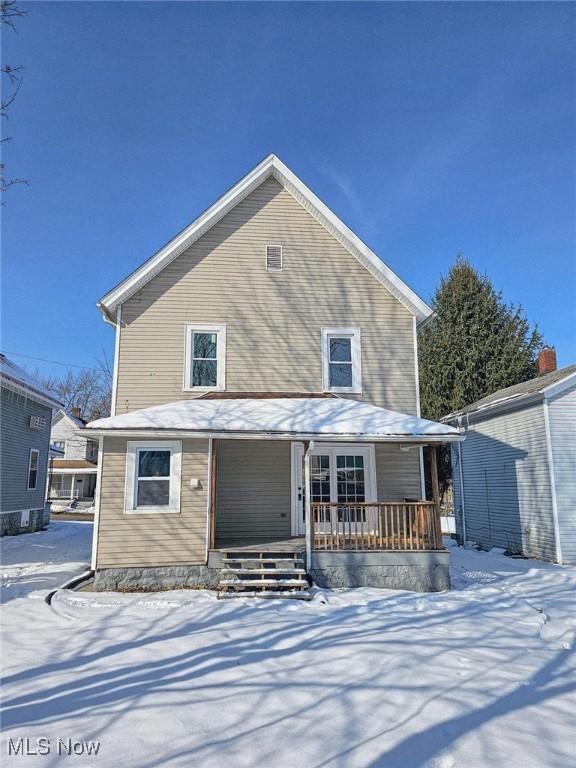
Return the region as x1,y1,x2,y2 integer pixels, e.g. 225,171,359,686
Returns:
1,350,108,374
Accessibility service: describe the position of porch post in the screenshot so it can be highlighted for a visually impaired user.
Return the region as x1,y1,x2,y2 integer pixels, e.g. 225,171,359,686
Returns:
303,440,312,566
430,445,440,512
71,473,75,500
209,439,218,550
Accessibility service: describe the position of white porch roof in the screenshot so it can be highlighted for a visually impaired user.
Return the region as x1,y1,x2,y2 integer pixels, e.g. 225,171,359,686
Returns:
87,397,461,443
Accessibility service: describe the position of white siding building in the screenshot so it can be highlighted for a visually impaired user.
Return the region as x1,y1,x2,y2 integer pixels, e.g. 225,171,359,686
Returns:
444,357,576,564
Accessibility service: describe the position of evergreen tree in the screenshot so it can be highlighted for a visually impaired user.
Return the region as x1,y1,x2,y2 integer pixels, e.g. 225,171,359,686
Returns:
419,257,543,498
419,256,543,423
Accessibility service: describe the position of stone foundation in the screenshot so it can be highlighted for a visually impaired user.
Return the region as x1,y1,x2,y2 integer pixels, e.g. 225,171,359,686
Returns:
94,565,220,592
0,507,50,537
309,550,450,592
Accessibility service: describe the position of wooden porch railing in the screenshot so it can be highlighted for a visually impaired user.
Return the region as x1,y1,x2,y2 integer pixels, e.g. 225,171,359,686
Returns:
311,501,443,551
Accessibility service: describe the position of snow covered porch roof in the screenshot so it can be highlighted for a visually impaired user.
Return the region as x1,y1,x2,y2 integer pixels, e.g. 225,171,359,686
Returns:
87,397,462,443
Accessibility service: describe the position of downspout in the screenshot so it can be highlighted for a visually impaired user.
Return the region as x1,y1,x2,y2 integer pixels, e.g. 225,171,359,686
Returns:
457,416,467,544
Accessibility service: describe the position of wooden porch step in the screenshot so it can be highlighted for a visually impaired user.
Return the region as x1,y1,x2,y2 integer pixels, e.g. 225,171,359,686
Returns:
218,589,312,600
220,578,307,588
222,567,306,575
221,555,304,563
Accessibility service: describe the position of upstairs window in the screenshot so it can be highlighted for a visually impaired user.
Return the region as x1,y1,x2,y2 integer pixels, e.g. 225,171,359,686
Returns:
322,328,362,394
184,324,226,391
27,449,39,490
86,440,98,463
266,245,283,272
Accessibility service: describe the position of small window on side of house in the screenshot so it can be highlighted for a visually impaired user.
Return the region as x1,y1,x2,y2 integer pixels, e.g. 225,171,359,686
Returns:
184,324,226,391
124,441,182,514
321,328,362,394
27,449,39,490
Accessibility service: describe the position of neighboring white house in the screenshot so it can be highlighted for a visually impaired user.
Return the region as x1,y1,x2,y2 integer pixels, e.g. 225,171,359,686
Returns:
47,409,99,502
443,350,576,564
0,354,63,536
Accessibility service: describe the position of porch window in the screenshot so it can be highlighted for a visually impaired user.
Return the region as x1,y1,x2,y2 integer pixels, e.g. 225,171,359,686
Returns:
321,328,361,393
27,449,39,490
184,324,226,391
124,440,182,514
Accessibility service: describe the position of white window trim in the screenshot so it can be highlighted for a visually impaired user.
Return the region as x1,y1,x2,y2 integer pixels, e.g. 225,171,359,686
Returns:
265,244,283,272
27,448,39,491
124,440,182,515
183,323,226,392
290,442,376,535
321,327,362,394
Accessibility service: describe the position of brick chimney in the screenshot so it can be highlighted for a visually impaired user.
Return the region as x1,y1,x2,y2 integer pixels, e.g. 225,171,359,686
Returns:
538,347,557,376
70,405,82,419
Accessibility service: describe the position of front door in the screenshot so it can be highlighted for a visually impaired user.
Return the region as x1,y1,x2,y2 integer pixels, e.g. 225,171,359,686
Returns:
291,443,376,535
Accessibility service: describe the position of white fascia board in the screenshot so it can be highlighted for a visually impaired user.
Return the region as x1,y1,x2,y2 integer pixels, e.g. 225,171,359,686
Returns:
48,466,98,474
98,154,433,324
542,371,576,401
83,428,462,443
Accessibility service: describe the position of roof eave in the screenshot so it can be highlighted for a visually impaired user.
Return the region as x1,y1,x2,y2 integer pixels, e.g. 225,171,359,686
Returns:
85,427,462,442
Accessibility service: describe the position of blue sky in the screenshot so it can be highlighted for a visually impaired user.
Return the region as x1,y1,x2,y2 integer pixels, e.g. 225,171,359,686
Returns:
2,1,575,378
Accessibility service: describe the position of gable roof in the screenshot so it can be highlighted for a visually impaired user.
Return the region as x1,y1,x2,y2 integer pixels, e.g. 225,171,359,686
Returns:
0,354,63,409
53,408,88,429
442,364,576,422
97,154,433,325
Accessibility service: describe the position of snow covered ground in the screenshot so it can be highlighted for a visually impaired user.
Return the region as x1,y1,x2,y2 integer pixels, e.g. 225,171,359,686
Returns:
1,522,575,768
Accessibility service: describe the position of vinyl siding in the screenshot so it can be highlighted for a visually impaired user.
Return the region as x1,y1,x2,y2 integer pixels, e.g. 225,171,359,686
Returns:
548,384,576,563
0,387,52,513
50,415,95,461
95,436,210,568
215,440,291,546
213,440,423,547
116,178,417,414
375,444,422,500
453,404,556,560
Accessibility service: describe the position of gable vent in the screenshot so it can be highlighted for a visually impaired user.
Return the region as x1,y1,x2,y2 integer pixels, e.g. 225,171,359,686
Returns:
266,245,283,272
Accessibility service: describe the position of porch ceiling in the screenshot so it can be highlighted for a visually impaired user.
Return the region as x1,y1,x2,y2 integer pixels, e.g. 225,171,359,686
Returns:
86,397,461,443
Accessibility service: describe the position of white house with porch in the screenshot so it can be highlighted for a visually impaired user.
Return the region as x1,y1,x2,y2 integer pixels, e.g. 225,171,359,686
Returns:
48,409,99,503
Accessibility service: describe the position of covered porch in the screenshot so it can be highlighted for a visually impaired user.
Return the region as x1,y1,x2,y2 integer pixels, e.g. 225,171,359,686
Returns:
208,436,446,558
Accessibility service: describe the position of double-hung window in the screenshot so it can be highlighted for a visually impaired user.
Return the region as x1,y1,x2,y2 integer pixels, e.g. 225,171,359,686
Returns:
124,441,182,514
27,449,39,491
322,328,362,393
184,324,226,391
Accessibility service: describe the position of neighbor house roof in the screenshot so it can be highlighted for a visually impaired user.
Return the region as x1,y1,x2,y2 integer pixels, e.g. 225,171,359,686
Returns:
97,154,433,325
87,397,461,442
0,354,63,409
443,364,576,422
50,459,98,471
53,409,88,428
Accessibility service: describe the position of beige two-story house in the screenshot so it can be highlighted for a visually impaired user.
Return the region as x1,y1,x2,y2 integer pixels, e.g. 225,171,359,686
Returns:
87,155,460,596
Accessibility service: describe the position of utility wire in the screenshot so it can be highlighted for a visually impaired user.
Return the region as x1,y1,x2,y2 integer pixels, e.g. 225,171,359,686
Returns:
1,350,109,374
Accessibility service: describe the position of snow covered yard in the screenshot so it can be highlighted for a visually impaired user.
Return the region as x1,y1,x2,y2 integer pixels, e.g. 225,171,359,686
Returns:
1,522,575,768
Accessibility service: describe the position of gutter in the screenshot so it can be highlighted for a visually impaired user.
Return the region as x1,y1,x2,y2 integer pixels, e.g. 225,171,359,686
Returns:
83,429,463,443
